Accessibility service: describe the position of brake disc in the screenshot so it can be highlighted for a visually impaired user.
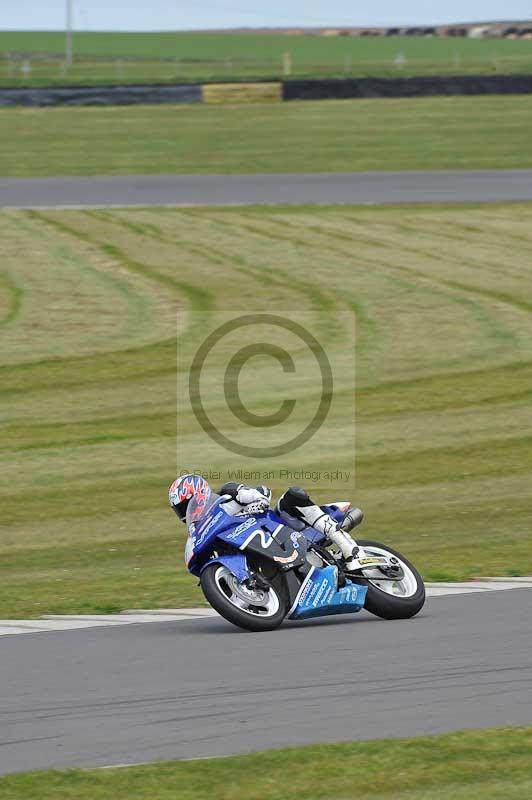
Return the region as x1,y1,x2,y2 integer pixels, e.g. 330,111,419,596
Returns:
228,575,268,604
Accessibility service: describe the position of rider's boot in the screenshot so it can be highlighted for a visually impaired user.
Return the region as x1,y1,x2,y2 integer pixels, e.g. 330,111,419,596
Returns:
277,487,359,568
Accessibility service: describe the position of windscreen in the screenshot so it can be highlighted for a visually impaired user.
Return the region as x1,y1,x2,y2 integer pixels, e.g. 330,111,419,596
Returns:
186,491,221,530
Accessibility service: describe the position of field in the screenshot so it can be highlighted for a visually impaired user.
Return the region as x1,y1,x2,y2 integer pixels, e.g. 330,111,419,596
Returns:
1,727,532,799
2,202,532,618
2,96,532,177
2,31,532,85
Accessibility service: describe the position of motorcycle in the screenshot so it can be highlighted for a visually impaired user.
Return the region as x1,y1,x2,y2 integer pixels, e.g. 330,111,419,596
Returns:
184,492,425,632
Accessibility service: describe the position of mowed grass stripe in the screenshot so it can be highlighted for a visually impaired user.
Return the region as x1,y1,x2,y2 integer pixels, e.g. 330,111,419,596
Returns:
2,434,530,524
0,210,179,364
1,204,532,616
0,412,178,452
89,207,340,315
249,210,532,319
358,361,532,414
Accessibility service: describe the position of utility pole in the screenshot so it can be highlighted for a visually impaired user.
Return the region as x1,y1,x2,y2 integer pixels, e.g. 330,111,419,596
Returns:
66,0,73,66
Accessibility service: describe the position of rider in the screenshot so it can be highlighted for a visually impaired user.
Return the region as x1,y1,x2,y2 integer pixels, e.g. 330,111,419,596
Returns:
169,474,360,570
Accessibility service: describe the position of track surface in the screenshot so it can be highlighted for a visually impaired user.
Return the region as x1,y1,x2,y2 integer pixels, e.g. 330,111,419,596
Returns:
1,170,532,208
2,590,532,775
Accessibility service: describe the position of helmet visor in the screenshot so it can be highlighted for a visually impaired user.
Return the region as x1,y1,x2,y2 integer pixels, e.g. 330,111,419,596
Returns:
186,491,220,527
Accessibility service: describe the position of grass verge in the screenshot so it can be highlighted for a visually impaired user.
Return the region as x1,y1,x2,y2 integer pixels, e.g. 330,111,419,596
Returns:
1,96,532,176
1,727,532,799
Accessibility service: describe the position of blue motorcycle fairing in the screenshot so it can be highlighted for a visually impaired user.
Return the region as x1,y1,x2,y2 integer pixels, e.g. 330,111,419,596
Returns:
187,501,371,623
289,564,368,620
200,553,251,584
216,515,266,548
186,501,243,574
187,500,350,582
190,501,343,563
187,504,290,575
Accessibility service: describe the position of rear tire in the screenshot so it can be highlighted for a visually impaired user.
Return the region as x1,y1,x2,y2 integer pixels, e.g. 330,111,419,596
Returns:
200,563,288,632
355,539,425,620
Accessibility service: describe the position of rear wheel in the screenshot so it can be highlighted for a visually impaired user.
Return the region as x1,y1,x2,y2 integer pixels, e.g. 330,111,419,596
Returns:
354,540,425,620
200,563,288,632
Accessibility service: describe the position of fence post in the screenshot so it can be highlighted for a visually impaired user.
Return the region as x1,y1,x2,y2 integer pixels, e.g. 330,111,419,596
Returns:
66,0,73,66
21,59,32,79
394,52,407,69
283,51,292,76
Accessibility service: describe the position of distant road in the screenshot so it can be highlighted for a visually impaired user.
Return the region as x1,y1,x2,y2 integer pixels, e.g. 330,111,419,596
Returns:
1,170,532,208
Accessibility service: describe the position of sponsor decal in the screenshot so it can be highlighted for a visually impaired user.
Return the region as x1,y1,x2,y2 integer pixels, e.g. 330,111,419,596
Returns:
193,511,223,547
312,578,331,607
358,556,386,565
224,517,258,541
273,550,299,564
297,575,314,606
290,531,302,549
345,585,357,602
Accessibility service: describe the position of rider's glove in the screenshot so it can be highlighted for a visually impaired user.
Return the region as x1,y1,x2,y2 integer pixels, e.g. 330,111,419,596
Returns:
235,486,269,506
236,499,269,516
235,486,270,515
255,485,272,503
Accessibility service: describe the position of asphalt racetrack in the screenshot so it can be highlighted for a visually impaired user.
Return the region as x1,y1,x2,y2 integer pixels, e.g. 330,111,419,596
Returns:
2,590,532,775
1,169,532,208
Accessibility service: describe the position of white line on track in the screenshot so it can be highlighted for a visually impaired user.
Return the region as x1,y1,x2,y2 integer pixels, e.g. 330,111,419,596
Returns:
2,579,532,636
98,754,234,770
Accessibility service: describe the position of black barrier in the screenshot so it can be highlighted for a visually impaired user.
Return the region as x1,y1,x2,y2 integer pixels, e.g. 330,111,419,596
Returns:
0,83,202,107
4,74,532,107
282,74,532,101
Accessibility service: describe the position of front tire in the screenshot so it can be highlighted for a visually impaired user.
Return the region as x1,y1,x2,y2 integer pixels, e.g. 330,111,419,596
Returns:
200,563,288,632
355,540,425,620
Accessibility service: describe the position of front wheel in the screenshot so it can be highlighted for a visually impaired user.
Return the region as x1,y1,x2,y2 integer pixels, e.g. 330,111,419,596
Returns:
200,563,288,632
354,540,425,620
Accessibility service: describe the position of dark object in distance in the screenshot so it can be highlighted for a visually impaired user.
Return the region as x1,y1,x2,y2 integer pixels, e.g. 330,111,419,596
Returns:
3,74,532,107
0,83,202,107
282,74,532,101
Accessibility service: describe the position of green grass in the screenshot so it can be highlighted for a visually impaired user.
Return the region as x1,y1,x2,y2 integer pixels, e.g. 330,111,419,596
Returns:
2,31,532,85
1,202,532,617
1,727,532,799
2,95,532,177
